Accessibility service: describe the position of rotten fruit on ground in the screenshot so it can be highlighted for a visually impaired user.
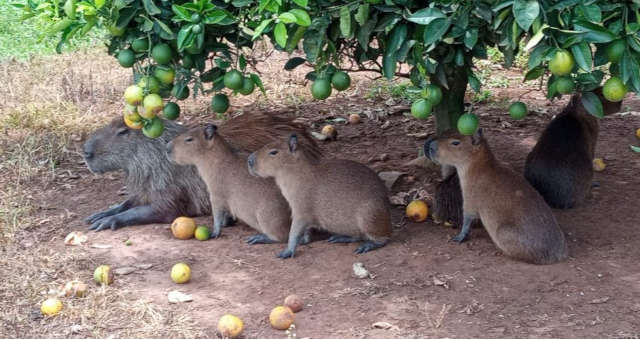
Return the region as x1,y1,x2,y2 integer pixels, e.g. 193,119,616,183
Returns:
171,216,197,240
348,114,361,124
269,306,295,330
321,124,337,140
284,294,303,313
406,200,429,222
194,225,210,241
635,128,640,139
170,262,191,284
217,314,244,338
93,265,114,285
593,158,606,172
62,280,88,297
41,298,63,316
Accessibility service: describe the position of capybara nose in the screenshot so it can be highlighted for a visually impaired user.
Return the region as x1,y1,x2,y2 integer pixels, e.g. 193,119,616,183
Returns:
247,152,256,168
83,151,94,160
165,141,173,154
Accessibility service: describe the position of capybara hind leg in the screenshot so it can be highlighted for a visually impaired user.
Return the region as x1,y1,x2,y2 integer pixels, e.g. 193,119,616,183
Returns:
88,204,172,231
247,233,278,245
86,199,132,224
327,234,360,243
355,240,387,254
451,213,477,243
299,229,312,245
278,221,309,259
211,208,227,239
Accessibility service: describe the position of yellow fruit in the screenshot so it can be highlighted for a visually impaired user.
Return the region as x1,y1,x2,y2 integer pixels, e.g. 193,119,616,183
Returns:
217,314,244,338
41,298,63,316
406,200,428,222
321,124,337,140
548,49,575,76
348,114,361,124
62,280,88,297
194,226,210,241
602,77,627,102
93,265,114,285
171,216,196,240
124,114,144,129
284,294,303,313
170,263,191,284
124,85,144,105
269,306,295,330
635,128,640,139
593,158,606,172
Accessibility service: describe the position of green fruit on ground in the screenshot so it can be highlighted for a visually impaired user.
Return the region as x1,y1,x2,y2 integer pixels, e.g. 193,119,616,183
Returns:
191,13,201,23
151,44,173,65
124,85,144,105
211,93,230,113
411,99,432,120
508,101,528,120
457,113,479,136
163,102,180,120
424,85,443,105
172,85,190,100
143,117,165,138
154,67,175,85
548,49,575,76
238,77,255,95
224,70,244,90
138,76,161,94
311,79,332,100
331,71,351,91
143,93,164,114
117,49,135,68
606,39,626,63
108,25,125,37
195,226,210,241
131,38,149,52
602,77,627,102
182,54,194,69
93,265,114,285
554,76,575,95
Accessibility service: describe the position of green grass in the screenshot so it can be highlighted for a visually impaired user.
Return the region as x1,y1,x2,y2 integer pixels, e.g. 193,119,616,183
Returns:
0,1,105,61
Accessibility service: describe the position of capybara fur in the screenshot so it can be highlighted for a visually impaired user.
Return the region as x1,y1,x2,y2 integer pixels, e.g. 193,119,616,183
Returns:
248,134,392,258
425,129,568,264
524,88,621,209
82,112,319,231
167,124,292,243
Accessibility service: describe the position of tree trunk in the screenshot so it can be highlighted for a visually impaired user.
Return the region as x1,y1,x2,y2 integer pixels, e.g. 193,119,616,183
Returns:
432,66,468,135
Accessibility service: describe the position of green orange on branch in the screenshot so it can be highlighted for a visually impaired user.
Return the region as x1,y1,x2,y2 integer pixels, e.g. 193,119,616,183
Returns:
331,71,351,91
411,99,432,120
311,79,331,100
548,50,575,76
457,113,479,136
224,70,244,90
211,93,230,113
602,77,627,102
143,117,165,138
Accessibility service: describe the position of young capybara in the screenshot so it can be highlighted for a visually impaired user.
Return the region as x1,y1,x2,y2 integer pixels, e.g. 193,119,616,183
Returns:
247,134,392,258
167,124,293,243
82,112,318,231
425,129,568,264
524,89,622,208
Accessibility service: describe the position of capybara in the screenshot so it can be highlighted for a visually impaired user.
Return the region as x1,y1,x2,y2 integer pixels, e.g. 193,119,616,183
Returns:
82,112,318,231
524,89,622,208
425,129,568,264
248,134,392,258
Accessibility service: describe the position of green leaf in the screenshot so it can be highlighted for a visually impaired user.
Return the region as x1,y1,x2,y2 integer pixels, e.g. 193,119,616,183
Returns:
580,91,604,118
355,4,369,26
620,50,635,84
177,25,195,51
387,23,407,54
356,12,377,50
47,19,73,35
512,0,539,31
631,145,640,153
468,71,481,92
250,73,266,95
302,16,329,62
382,53,396,80
279,12,297,24
286,25,306,52
570,41,592,71
284,57,306,70
339,6,351,38
292,0,307,7
289,9,311,27
524,66,545,81
116,7,137,28
423,18,450,46
142,0,161,15
464,29,478,50
528,44,551,69
95,0,105,9
573,20,616,43
252,19,273,40
274,22,287,48
238,55,247,71
407,7,445,25
203,10,230,25
172,5,191,21
154,18,175,37
524,24,548,50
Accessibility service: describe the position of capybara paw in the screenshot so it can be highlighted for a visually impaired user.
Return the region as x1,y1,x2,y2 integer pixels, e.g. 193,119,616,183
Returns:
246,234,275,245
277,249,295,259
88,216,121,232
451,233,467,243
328,235,360,243
354,240,386,254
210,230,221,239
86,211,109,224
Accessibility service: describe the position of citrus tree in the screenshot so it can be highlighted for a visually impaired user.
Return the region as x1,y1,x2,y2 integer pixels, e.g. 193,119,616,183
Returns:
14,0,640,137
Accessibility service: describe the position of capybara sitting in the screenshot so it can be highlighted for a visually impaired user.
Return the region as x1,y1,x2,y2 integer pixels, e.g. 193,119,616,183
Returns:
247,134,392,258
524,89,621,208
425,129,568,264
82,112,317,231
167,124,293,243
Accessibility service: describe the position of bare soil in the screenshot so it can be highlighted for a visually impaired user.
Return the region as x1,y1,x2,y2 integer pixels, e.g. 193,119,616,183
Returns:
2,52,640,338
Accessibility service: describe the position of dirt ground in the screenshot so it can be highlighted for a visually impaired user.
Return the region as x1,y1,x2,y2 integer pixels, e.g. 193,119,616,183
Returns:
2,51,640,338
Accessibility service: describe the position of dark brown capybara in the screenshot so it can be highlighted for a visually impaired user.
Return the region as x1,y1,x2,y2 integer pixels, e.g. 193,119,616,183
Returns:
82,112,318,231
247,134,392,258
425,129,568,264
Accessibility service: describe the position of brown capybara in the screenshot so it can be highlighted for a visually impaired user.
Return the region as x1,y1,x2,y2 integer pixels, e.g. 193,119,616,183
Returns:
247,134,392,258
524,89,622,208
167,124,294,243
424,129,568,264
82,112,318,231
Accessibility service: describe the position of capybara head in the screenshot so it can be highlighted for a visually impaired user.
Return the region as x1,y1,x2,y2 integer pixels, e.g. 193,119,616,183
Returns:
167,124,218,165
424,129,485,168
248,134,302,178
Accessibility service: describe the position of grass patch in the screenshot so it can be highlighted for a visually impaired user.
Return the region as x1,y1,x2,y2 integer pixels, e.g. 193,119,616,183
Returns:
367,79,421,102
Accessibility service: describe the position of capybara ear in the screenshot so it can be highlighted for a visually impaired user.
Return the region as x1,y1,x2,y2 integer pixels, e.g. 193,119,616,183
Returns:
204,124,218,140
471,128,483,145
288,133,298,153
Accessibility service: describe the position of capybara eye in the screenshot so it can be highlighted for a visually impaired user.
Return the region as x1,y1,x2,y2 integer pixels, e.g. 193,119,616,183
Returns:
185,137,193,142
116,128,129,136
269,150,279,155
451,140,460,146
